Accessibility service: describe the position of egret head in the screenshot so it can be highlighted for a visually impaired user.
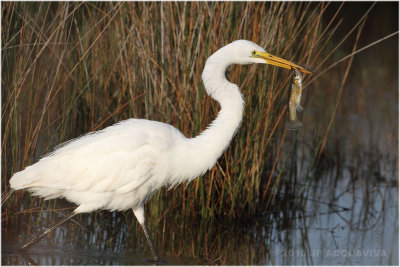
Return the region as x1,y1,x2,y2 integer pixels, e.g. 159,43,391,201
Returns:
214,40,312,74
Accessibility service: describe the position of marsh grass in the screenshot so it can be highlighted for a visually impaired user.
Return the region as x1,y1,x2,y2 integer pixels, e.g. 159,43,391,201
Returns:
1,1,395,237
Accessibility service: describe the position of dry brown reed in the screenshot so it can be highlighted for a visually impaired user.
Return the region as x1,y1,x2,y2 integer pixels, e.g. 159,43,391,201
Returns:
1,2,369,220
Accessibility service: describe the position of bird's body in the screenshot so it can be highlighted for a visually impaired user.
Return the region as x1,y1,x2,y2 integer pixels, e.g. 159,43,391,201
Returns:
8,40,311,261
11,119,185,213
10,40,255,215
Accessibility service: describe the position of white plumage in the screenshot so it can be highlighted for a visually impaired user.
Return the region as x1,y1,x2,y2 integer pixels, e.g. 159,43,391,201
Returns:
9,40,310,260
12,119,183,213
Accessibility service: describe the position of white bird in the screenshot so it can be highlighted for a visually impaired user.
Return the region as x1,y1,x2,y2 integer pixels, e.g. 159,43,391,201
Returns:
8,40,311,261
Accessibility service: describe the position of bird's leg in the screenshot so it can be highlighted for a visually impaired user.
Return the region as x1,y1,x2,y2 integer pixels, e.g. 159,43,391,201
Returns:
21,211,77,250
1,188,15,205
133,206,159,261
20,250,39,265
141,221,159,261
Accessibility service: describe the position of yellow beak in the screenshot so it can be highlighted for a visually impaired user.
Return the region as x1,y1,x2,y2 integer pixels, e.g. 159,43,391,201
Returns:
252,51,312,74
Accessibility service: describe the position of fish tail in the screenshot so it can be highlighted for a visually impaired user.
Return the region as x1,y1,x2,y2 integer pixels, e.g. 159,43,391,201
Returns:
285,119,302,131
296,104,304,112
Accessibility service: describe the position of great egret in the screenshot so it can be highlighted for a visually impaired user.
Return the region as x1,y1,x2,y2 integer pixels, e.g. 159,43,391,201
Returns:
8,40,311,261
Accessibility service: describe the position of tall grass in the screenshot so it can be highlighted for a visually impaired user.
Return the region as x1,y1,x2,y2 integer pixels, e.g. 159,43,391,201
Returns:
2,2,398,264
1,2,370,220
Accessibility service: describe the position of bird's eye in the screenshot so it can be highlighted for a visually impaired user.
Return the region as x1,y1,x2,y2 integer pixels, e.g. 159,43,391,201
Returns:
251,50,256,55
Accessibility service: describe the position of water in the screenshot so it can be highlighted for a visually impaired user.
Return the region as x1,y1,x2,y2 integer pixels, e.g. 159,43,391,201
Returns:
2,81,398,264
270,173,398,265
2,162,397,265
2,103,399,265
2,2,398,265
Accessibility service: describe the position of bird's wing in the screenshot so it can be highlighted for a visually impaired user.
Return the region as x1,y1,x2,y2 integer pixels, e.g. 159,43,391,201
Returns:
10,119,180,196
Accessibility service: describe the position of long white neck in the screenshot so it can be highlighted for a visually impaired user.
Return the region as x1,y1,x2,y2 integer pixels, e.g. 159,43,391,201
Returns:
169,54,244,184
197,56,244,160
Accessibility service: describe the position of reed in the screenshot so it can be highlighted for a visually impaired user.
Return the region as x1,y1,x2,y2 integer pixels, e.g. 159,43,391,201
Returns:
1,2,373,221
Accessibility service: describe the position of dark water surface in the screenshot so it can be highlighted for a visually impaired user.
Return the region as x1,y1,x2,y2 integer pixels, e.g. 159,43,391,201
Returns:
2,55,399,266
2,3,398,264
2,159,398,265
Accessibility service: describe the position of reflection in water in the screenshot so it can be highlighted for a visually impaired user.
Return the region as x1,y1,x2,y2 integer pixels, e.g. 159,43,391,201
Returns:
2,36,398,266
2,88,398,264
2,154,398,265
1,2,398,265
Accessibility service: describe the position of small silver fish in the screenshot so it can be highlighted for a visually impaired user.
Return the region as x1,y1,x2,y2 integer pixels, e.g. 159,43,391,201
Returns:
285,69,303,130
